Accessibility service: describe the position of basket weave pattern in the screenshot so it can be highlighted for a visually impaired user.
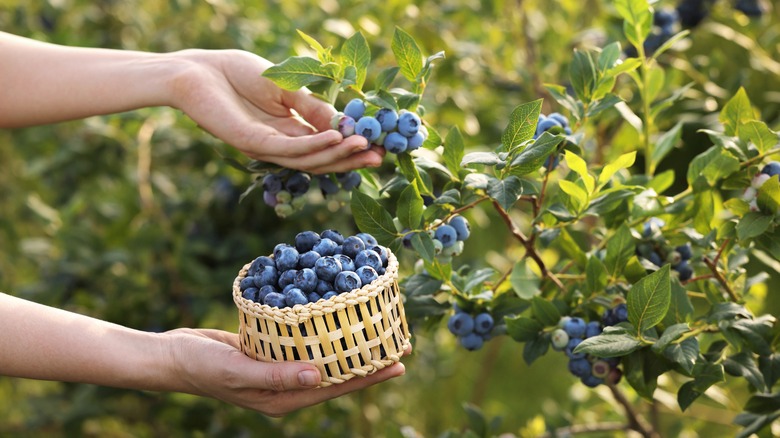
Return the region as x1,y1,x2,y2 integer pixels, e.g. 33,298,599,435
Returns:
232,250,410,387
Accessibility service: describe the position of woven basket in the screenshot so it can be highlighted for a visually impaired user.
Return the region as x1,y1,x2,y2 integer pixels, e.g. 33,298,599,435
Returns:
232,249,410,387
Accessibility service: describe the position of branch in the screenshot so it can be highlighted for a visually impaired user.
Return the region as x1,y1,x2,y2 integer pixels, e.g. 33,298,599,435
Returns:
703,239,739,302
491,200,565,290
540,422,629,437
607,383,660,438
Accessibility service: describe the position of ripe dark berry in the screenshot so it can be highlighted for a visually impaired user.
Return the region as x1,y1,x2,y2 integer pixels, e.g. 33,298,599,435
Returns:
356,233,378,247
285,172,311,197
295,231,321,253
262,173,283,194
761,162,780,177
334,271,362,292
448,215,471,241
676,244,693,261
344,98,366,120
397,111,421,137
284,287,309,307
356,265,379,285
297,251,321,269
334,254,355,272
337,171,362,191
568,357,592,378
342,236,366,260
293,268,318,293
314,256,342,283
312,238,338,257
474,313,494,335
374,108,399,132
355,249,383,271
435,224,458,248
275,246,300,271
263,291,287,308
321,229,345,245
242,287,260,302
460,333,484,351
355,117,382,141
563,317,587,339
447,312,475,336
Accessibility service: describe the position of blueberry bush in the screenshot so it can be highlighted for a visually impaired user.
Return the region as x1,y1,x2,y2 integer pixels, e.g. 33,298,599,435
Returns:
2,0,780,437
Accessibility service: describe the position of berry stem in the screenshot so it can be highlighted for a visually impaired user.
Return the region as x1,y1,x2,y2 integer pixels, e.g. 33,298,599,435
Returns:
491,199,565,290
741,147,780,168
607,382,660,438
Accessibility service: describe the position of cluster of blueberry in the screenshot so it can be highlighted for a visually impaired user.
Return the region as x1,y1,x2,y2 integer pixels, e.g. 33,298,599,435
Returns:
636,218,694,282
331,98,429,155
403,215,471,264
536,112,572,170
238,230,390,309
742,162,780,213
261,170,362,217
733,0,765,17
446,306,495,351
550,304,627,387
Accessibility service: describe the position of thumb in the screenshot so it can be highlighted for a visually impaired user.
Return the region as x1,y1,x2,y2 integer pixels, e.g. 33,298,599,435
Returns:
248,360,322,391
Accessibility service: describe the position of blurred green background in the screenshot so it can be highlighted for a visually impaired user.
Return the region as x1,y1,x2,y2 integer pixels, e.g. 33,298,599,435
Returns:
1,0,779,436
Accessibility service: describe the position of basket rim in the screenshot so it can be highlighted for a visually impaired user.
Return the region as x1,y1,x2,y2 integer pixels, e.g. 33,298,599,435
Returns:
233,248,399,319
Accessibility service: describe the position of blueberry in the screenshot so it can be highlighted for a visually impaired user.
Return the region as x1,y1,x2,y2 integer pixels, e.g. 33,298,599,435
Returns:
734,0,764,17
607,368,623,385
262,173,283,194
253,266,279,288
371,245,389,267
547,112,570,128
336,115,356,137
314,256,342,283
334,254,355,272
447,312,475,336
568,358,592,378
285,172,311,197
565,338,586,359
448,215,471,241
356,233,379,247
337,171,362,191
585,321,602,338
602,308,618,327
581,374,604,388
344,98,366,120
654,9,678,28
460,333,484,351
676,244,693,261
355,117,382,142
474,313,494,335
239,276,256,292
397,111,421,137
263,190,278,207
342,236,366,259
297,251,321,269
295,231,321,253
248,256,275,276
277,269,298,289
406,131,425,151
284,288,309,307
307,292,322,303
322,291,338,300
312,238,338,257
642,217,665,238
257,285,277,303
321,229,345,245
317,175,341,196
384,132,408,154
613,303,629,323
402,230,416,248
315,279,334,295
335,271,362,292
543,154,561,170
356,265,379,285
648,251,663,267
551,329,570,350
355,249,383,271
761,162,780,177
435,224,458,248
676,260,693,282
263,291,287,308
564,317,587,339
294,268,318,293
535,117,561,138
275,246,300,271
242,287,260,302
374,108,399,132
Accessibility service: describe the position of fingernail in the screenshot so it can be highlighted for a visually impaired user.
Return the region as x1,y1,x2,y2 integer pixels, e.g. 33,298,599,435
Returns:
298,369,320,387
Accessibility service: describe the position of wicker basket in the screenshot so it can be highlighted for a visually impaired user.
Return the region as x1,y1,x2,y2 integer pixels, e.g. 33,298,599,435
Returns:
232,249,411,387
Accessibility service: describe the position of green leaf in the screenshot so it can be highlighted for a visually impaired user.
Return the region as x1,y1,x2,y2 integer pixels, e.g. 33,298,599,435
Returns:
585,255,608,294
757,176,780,214
487,176,526,211
737,212,773,241
501,99,543,151
341,32,370,89
615,0,652,50
598,42,622,71
296,30,330,62
678,362,725,411
605,224,635,277
569,49,597,102
720,87,754,137
531,296,561,327
586,93,623,118
508,132,563,175
663,337,699,375
375,66,400,90
759,354,780,389
652,122,683,167
461,151,503,167
686,146,741,187
423,258,452,282
585,188,636,215
724,352,766,392
397,183,424,230
574,332,642,357
564,151,595,194
391,27,423,83
350,190,397,246
403,273,442,297
598,151,636,188
627,265,671,333
624,349,671,400
544,84,582,120
730,317,775,357
652,323,690,352
662,281,694,326
444,126,465,178
505,316,542,342
744,392,780,415
741,121,778,153
510,260,540,299
558,180,588,214
522,335,550,366
463,403,488,438
262,56,338,90
463,269,497,294
364,89,398,111
403,295,449,320
692,190,715,234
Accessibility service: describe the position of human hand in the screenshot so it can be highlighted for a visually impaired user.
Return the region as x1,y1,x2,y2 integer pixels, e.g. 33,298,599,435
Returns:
162,327,408,417
168,49,385,174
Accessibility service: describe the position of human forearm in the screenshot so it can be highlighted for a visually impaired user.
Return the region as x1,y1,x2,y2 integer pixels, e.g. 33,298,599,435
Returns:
0,31,183,128
0,292,176,391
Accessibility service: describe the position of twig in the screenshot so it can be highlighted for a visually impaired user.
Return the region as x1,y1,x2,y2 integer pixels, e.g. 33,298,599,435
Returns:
491,200,565,290
703,239,739,302
607,382,660,438
540,422,629,437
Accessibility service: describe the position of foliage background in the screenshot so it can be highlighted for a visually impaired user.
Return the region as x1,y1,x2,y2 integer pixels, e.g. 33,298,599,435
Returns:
1,0,779,436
